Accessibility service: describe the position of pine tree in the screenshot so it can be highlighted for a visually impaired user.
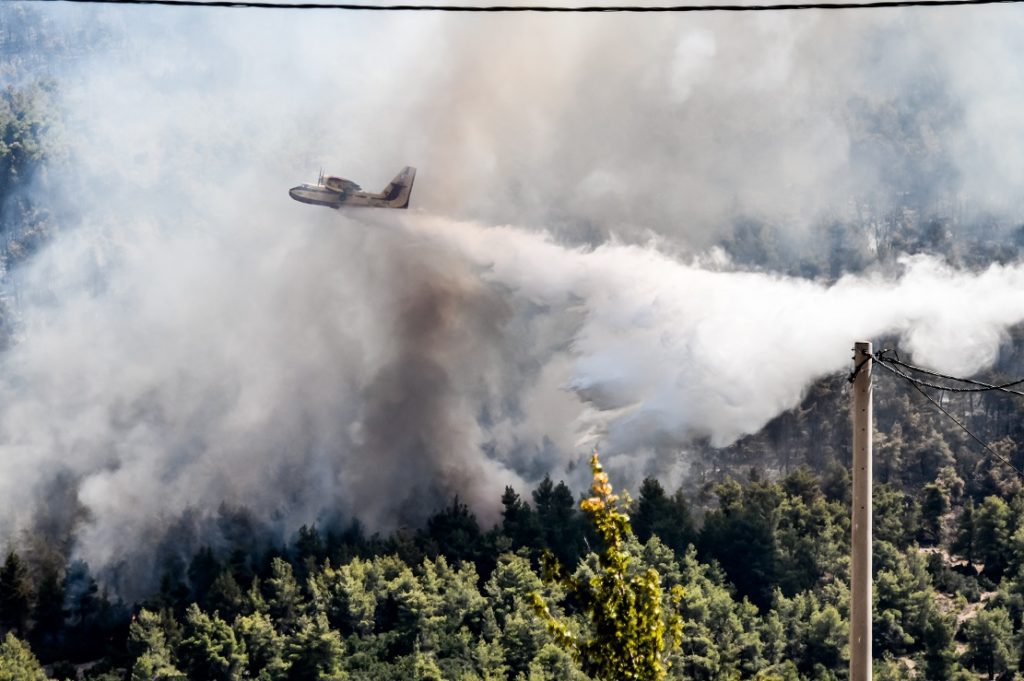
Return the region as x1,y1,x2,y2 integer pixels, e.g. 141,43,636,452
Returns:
975,496,1013,580
920,482,950,545
500,486,542,552
483,554,549,678
698,479,782,609
189,547,222,607
952,497,977,564
64,559,99,627
205,571,246,622
921,609,957,680
179,603,247,681
0,551,31,636
265,558,303,634
424,496,482,566
129,609,187,681
533,477,584,567
285,613,345,681
29,565,65,652
234,611,289,680
0,632,49,681
633,478,695,557
293,525,324,565
292,525,325,586
963,607,1015,680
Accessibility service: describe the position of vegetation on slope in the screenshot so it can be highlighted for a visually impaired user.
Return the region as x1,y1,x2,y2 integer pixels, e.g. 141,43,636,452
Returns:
1,434,1024,681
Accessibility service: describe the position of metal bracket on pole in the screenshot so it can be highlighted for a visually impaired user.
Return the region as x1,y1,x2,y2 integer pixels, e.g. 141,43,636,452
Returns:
850,341,873,681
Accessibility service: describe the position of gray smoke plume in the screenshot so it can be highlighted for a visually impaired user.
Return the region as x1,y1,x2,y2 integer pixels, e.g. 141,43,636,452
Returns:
2,3,1024,595
345,240,523,528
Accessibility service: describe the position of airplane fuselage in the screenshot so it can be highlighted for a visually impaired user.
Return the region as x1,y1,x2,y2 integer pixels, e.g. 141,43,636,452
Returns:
289,166,416,210
288,185,402,209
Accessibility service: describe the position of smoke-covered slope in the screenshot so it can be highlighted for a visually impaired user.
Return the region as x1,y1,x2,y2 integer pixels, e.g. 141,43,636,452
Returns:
2,3,1024,595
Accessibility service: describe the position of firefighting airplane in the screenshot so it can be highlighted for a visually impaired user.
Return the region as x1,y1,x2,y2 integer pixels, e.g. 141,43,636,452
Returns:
289,166,416,209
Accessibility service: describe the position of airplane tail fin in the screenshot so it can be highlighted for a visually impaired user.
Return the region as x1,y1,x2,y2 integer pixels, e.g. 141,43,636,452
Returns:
380,166,416,209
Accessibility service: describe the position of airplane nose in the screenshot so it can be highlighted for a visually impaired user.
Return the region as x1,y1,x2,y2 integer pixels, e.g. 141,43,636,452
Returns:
289,186,312,203
289,185,340,207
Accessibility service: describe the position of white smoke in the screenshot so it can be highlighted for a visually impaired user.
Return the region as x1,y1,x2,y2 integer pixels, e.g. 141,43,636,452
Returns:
2,2,1024,592
408,215,1024,447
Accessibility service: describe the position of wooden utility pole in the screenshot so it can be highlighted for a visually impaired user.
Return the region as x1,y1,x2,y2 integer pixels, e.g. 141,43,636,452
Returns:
850,341,873,681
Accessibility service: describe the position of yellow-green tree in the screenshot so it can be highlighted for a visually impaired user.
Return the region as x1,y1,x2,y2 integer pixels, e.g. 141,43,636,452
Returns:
533,452,683,681
0,632,50,681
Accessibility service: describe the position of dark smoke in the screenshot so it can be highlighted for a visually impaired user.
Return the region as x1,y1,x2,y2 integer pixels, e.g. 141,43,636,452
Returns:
350,248,518,528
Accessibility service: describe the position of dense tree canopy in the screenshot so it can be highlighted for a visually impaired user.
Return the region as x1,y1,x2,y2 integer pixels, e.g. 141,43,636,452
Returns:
2,443,1023,681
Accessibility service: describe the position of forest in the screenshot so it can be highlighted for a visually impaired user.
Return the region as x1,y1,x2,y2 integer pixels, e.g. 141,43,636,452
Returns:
4,5,1024,681
2,378,1024,680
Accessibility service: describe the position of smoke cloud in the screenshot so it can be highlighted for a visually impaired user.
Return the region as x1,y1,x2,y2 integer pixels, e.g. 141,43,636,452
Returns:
410,216,1024,445
2,2,1024,594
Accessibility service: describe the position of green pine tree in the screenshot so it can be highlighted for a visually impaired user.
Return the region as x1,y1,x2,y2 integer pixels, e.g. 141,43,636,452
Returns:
0,632,49,681
0,552,31,636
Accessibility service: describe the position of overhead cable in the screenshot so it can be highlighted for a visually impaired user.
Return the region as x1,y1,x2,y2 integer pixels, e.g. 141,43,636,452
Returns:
872,356,1024,480
878,354,1024,396
21,0,1024,11
872,354,1024,398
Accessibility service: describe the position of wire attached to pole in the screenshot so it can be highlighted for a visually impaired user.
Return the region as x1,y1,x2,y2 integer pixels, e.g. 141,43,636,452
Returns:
872,355,1024,481
848,355,872,384
875,353,1024,397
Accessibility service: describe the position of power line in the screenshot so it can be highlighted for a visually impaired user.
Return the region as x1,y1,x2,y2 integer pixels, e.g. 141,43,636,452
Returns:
20,0,1024,11
872,356,1024,480
872,354,1024,398
881,354,1024,396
